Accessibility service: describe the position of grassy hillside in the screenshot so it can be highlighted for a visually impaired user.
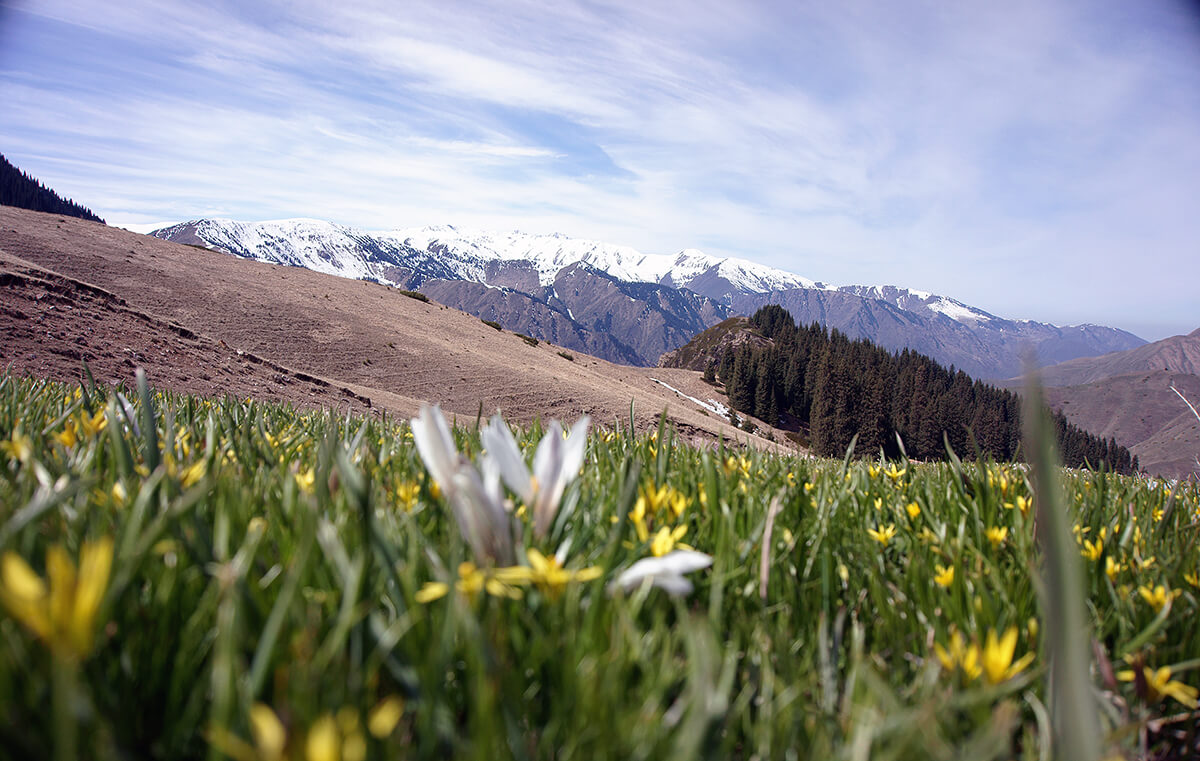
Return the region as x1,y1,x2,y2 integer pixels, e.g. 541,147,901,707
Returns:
1,372,1198,760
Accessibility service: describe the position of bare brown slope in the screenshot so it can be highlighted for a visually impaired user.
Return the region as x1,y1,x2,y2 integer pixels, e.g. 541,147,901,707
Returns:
0,207,784,449
0,257,377,412
1016,328,1200,387
1043,372,1200,480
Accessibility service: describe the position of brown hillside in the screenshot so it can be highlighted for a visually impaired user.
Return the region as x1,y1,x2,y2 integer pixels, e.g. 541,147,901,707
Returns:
0,207,788,450
1044,371,1200,480
1007,329,1200,479
1016,328,1200,387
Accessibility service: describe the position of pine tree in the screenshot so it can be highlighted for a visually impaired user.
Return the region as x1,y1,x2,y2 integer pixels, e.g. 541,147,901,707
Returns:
1,154,105,223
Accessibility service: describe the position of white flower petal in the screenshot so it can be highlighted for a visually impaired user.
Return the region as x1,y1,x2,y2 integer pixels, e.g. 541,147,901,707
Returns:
451,466,514,566
646,574,694,596
611,550,713,595
481,415,534,504
562,416,590,476
411,405,459,494
530,418,590,538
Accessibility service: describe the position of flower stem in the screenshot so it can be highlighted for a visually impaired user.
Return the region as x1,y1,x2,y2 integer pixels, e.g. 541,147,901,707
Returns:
52,654,79,761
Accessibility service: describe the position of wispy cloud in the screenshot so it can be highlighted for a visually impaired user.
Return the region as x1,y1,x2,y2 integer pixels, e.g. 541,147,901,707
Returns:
2,0,1198,339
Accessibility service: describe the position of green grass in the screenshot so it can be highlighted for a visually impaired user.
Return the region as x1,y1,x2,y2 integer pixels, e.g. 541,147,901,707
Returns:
0,372,1197,760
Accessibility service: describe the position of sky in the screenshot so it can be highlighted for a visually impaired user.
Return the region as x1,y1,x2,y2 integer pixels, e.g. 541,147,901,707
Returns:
2,0,1198,341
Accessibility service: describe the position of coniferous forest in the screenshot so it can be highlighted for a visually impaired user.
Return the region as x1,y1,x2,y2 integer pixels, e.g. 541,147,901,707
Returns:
1,153,105,222
717,305,1138,473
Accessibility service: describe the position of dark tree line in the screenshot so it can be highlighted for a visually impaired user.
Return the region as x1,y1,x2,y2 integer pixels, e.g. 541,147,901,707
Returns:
716,305,1138,473
1,153,105,223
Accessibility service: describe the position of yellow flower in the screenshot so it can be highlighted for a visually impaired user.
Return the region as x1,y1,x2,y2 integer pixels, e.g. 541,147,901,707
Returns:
650,524,689,557
306,709,366,761
631,483,689,540
79,408,107,438
1118,666,1199,709
905,502,921,520
208,702,289,761
786,471,796,487
1080,536,1104,561
525,548,602,598
867,524,897,547
722,455,751,478
395,480,420,512
180,459,208,488
873,497,883,511
981,627,1035,685
53,421,78,450
804,482,815,494
934,564,955,588
985,526,1008,548
251,704,288,761
1105,556,1124,583
367,696,405,739
1138,584,1179,612
884,464,906,483
1015,495,1032,516
0,537,113,658
868,465,879,479
294,468,316,494
1,430,33,463
934,630,982,683
1185,571,1199,588
415,561,531,603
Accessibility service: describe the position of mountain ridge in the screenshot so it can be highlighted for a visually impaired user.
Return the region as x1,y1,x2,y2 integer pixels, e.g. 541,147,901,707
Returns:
151,217,1145,377
1,206,774,448
1006,329,1200,478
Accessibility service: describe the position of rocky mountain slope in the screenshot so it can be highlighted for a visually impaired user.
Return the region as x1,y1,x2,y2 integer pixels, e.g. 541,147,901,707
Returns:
1020,328,1200,387
3,207,776,447
1005,328,1200,479
151,219,1144,378
152,220,732,366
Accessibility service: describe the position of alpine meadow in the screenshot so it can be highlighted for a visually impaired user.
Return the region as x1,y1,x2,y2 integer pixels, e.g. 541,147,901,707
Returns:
4,1,1200,759
1,368,1198,760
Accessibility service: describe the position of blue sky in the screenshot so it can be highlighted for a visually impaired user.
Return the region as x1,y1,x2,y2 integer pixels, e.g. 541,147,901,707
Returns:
2,0,1198,341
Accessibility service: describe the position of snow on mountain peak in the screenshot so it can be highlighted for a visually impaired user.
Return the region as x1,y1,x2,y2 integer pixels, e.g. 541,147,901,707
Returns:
155,217,1006,331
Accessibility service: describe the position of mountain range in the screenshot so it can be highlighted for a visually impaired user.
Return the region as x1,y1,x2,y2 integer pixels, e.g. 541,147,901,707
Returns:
1005,328,1200,479
150,219,1144,378
0,206,769,447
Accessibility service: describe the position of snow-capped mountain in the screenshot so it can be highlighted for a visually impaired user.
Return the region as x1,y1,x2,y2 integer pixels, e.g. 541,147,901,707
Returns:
151,218,1145,376
387,225,819,295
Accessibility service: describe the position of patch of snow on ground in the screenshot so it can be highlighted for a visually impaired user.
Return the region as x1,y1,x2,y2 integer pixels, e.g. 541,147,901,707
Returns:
649,378,731,420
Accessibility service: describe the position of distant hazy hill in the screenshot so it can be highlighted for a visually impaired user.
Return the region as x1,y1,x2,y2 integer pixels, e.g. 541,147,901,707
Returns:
1,153,104,223
1008,328,1200,478
1023,328,1200,387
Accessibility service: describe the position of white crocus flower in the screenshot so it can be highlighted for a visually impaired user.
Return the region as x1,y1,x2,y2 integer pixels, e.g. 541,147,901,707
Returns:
610,550,713,596
481,414,590,539
411,405,515,566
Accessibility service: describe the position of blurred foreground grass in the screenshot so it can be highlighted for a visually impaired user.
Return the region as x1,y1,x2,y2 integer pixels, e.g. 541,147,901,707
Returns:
0,371,1197,760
